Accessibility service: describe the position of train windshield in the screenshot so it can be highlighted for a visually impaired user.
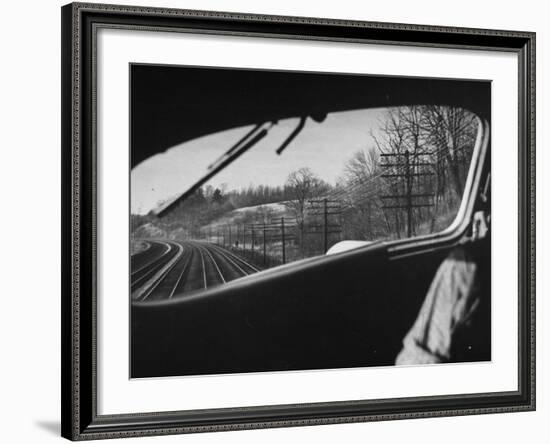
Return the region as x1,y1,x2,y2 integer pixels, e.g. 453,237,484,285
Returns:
130,105,480,300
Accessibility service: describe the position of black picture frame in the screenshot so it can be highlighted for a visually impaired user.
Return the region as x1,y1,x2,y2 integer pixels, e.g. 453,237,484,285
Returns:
61,2,535,440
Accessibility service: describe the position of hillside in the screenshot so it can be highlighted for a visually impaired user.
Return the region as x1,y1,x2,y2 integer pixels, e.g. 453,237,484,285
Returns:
205,201,291,229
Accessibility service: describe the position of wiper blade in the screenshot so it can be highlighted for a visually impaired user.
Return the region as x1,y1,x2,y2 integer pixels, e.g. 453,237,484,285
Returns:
276,116,306,155
207,123,263,170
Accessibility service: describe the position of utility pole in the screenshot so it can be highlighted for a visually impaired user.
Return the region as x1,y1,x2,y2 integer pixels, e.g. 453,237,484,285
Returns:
405,151,412,237
228,224,231,248
281,217,286,264
323,198,328,253
306,199,342,254
263,220,265,265
380,149,434,238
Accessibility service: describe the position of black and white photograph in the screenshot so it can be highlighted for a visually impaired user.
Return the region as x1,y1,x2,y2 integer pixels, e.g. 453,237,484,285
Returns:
0,0,543,442
130,64,491,378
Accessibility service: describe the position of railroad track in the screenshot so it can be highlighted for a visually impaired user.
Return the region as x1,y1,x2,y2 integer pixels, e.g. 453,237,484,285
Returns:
130,241,181,293
130,240,262,301
208,244,260,275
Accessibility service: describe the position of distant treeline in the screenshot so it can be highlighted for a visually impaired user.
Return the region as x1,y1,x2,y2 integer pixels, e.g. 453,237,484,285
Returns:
131,177,332,239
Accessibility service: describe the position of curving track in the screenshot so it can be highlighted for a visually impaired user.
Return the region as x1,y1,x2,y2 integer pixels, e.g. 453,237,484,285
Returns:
130,240,262,302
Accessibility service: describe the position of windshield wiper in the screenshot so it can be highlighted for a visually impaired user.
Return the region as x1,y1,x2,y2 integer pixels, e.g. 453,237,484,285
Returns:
156,114,318,217
207,123,263,170
155,122,271,217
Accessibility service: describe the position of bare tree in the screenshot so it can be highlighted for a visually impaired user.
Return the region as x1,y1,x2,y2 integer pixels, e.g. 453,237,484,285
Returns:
284,168,328,251
422,106,477,199
375,106,478,236
339,148,385,240
372,109,410,238
343,148,379,185
339,106,478,241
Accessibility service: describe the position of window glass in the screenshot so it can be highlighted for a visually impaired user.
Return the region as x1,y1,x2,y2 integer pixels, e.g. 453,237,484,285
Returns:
130,106,479,299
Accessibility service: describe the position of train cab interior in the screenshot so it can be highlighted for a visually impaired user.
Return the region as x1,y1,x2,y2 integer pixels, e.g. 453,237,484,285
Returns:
130,65,491,378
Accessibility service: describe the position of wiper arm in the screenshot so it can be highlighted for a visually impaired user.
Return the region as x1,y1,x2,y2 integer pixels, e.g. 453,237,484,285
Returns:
276,116,307,155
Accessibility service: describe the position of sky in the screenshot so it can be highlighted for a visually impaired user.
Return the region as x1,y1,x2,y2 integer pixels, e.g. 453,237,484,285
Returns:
131,108,386,215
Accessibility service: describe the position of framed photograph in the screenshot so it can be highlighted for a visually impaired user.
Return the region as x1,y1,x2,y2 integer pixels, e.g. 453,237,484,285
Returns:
61,2,535,440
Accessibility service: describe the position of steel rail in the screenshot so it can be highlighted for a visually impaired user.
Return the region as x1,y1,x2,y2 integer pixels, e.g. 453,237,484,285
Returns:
135,242,185,301
197,243,226,284
214,244,261,273
209,244,259,275
130,242,177,290
130,242,171,277
167,247,195,299
197,244,208,289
